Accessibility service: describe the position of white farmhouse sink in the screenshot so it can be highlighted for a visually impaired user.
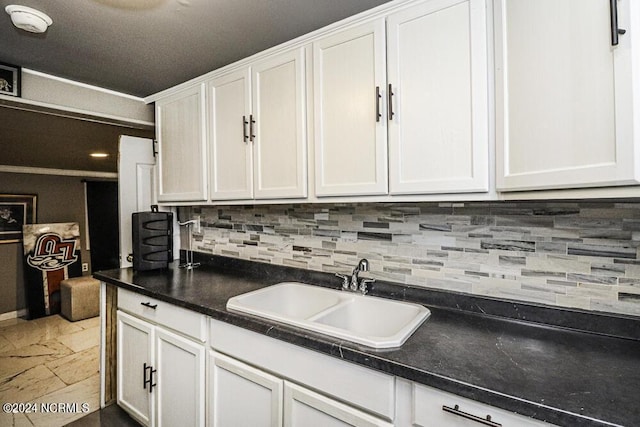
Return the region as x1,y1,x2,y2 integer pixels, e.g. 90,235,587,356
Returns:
227,282,430,349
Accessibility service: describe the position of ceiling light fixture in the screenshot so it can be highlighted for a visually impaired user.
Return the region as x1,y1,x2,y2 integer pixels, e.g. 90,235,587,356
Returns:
5,5,52,34
90,153,109,158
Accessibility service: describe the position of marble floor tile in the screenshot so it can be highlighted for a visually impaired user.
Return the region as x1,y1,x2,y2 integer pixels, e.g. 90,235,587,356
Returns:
0,317,83,350
25,374,100,427
56,327,100,353
0,315,101,427
0,339,74,379
46,346,99,385
0,334,15,353
31,314,70,328
0,318,27,330
74,316,100,330
0,364,67,403
0,410,33,427
34,315,84,335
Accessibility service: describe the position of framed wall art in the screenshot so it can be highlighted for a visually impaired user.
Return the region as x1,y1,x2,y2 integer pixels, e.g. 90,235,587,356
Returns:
0,194,37,243
23,222,82,318
0,62,21,97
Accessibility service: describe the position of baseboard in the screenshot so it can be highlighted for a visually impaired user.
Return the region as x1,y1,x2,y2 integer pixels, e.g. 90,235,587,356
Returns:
0,309,28,322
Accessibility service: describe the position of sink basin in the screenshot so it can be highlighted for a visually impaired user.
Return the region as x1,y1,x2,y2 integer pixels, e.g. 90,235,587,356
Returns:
227,282,347,320
227,282,430,349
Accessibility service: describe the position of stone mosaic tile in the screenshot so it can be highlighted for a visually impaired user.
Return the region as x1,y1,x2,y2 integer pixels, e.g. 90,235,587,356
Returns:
568,243,636,259
556,295,592,310
189,201,640,317
590,299,640,316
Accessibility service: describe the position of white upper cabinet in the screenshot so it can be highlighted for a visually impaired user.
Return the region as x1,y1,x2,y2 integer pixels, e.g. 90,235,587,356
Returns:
387,0,489,194
495,0,638,191
252,48,308,199
209,48,307,201
208,69,253,200
313,19,388,197
156,84,208,202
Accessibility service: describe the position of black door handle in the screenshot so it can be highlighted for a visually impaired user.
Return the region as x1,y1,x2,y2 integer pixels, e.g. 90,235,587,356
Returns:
375,86,382,122
140,302,157,309
388,83,395,120
242,115,249,142
610,0,626,46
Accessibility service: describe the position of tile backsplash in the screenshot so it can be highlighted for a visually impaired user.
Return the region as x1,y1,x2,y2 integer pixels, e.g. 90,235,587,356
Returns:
188,201,640,317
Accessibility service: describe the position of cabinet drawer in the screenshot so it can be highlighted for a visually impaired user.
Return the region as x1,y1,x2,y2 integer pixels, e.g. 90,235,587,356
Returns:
412,383,551,427
118,288,207,342
209,318,395,420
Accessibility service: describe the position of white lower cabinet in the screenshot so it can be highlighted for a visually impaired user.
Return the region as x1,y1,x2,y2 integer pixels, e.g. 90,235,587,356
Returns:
155,328,206,427
208,318,395,426
117,311,153,426
284,382,393,427
209,351,283,427
114,290,553,427
116,289,207,427
208,348,392,427
395,379,552,427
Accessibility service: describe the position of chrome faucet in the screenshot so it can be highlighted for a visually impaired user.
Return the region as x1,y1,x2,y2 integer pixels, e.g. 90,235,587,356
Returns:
335,258,376,295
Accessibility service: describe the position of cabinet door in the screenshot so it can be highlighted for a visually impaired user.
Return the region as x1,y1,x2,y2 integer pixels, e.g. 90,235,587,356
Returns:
283,382,392,427
313,19,388,197
155,328,205,427
209,351,283,427
387,0,488,194
117,311,153,427
156,84,208,202
208,68,253,200
495,0,636,191
252,48,308,199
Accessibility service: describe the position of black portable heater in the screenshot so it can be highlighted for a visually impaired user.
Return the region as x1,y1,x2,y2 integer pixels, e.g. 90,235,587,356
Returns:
132,206,173,271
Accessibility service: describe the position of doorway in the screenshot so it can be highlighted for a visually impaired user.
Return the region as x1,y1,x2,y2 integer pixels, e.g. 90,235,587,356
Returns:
85,180,120,272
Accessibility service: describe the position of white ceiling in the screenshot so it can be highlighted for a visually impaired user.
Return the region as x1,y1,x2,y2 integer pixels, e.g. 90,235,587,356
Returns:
0,0,390,97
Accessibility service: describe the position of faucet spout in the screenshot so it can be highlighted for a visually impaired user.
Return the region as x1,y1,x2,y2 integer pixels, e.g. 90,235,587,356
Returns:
338,259,375,295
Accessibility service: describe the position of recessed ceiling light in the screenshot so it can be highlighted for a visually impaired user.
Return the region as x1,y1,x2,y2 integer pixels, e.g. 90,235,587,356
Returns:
90,153,109,158
5,5,53,34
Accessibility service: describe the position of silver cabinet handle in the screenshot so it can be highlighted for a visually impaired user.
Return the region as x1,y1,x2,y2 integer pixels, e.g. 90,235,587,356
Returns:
442,404,502,427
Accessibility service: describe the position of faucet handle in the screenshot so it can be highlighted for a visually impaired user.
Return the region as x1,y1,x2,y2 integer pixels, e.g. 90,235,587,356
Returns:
335,273,349,290
359,278,376,295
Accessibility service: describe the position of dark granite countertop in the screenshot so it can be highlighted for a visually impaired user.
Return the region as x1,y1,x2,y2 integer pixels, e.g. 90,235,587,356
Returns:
94,256,640,427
